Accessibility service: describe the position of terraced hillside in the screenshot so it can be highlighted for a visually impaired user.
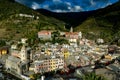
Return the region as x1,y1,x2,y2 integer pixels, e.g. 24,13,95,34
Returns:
0,0,65,40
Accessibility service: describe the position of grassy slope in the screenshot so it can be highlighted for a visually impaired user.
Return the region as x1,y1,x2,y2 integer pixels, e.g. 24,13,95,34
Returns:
75,1,120,42
0,0,65,40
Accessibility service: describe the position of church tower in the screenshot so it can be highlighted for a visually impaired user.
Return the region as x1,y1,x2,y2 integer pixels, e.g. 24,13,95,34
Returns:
70,27,73,32
20,45,27,62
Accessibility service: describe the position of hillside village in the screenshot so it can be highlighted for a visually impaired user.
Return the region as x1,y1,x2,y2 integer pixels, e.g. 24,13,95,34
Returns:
0,0,120,80
0,28,120,80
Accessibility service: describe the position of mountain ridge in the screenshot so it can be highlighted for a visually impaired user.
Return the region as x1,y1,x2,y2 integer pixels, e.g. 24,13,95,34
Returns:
0,0,65,40
36,1,120,27
0,0,120,44
36,9,96,27
36,1,120,44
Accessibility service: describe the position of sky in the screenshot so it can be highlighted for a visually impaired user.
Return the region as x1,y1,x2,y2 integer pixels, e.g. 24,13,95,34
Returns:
15,0,118,12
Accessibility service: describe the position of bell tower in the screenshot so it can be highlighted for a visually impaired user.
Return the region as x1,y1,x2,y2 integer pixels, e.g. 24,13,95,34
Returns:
20,45,27,62
70,27,73,32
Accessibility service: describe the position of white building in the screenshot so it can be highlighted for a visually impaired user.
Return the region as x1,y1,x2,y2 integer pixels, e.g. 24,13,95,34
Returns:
97,38,104,44
20,45,28,62
38,30,52,40
5,45,29,75
34,58,64,73
21,38,27,44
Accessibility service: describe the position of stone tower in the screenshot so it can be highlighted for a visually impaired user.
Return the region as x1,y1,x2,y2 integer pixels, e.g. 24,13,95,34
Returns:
20,45,27,62
70,27,73,32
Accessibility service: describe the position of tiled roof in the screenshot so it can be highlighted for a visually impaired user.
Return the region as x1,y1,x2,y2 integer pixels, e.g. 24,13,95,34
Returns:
38,30,52,35
7,56,21,63
65,32,79,35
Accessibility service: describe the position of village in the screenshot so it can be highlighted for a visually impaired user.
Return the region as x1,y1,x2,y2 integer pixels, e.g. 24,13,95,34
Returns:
0,27,120,80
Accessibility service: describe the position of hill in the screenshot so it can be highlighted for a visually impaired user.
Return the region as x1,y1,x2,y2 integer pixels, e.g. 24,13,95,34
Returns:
37,1,120,44
75,1,120,43
0,0,65,40
36,9,96,27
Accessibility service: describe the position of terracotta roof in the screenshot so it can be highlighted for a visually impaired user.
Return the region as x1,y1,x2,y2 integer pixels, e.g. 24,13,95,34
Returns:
65,32,79,39
65,32,79,35
38,30,52,35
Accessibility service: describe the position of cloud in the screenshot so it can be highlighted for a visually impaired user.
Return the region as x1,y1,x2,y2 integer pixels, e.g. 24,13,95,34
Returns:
43,5,49,9
101,2,112,8
74,6,83,11
15,0,50,7
53,0,62,3
46,1,83,12
16,0,47,4
65,2,71,6
90,0,96,6
31,2,41,10
15,0,118,12
48,3,68,11
93,0,109,2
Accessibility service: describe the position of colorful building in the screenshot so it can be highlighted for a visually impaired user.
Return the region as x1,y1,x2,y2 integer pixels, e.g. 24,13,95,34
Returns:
38,30,52,40
65,32,79,43
34,58,64,73
0,46,9,56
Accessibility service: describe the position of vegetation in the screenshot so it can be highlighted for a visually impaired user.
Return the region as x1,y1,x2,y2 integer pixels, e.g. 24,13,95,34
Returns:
82,73,107,80
74,1,120,44
0,40,6,47
37,1,120,45
51,31,69,44
0,0,120,45
0,0,65,40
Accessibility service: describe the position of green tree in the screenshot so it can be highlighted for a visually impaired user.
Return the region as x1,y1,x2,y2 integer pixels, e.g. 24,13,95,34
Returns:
51,31,60,44
82,73,107,80
0,40,6,47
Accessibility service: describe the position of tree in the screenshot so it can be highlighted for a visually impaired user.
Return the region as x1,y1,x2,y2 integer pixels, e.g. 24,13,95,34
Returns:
51,31,69,44
51,31,60,44
0,40,6,47
82,73,107,80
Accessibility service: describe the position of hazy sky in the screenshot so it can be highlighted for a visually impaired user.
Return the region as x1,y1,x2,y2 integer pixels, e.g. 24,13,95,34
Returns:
15,0,118,12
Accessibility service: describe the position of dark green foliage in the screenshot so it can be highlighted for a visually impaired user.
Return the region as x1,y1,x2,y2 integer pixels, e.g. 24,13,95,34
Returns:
82,73,107,80
51,31,60,44
75,1,120,44
0,0,65,40
0,40,6,47
51,31,69,44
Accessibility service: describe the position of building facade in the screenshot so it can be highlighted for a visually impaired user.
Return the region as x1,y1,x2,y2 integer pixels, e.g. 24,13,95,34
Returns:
65,32,79,43
38,30,52,40
0,46,9,56
5,45,29,75
5,56,22,74
34,58,64,73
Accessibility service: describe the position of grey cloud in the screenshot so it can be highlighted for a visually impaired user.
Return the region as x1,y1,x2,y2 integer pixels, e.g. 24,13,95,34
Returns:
16,0,47,4
15,0,50,7
47,2,83,12
93,0,109,3
48,3,69,11
80,0,92,8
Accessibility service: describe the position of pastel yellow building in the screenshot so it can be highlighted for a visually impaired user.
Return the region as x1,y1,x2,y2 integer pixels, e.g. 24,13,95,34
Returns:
51,60,56,70
64,52,70,59
1,50,7,55
0,46,9,56
105,55,112,60
45,50,51,55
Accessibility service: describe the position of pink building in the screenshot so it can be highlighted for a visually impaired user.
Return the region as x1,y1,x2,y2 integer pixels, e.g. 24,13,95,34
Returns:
38,30,52,40
34,58,64,73
65,32,79,43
